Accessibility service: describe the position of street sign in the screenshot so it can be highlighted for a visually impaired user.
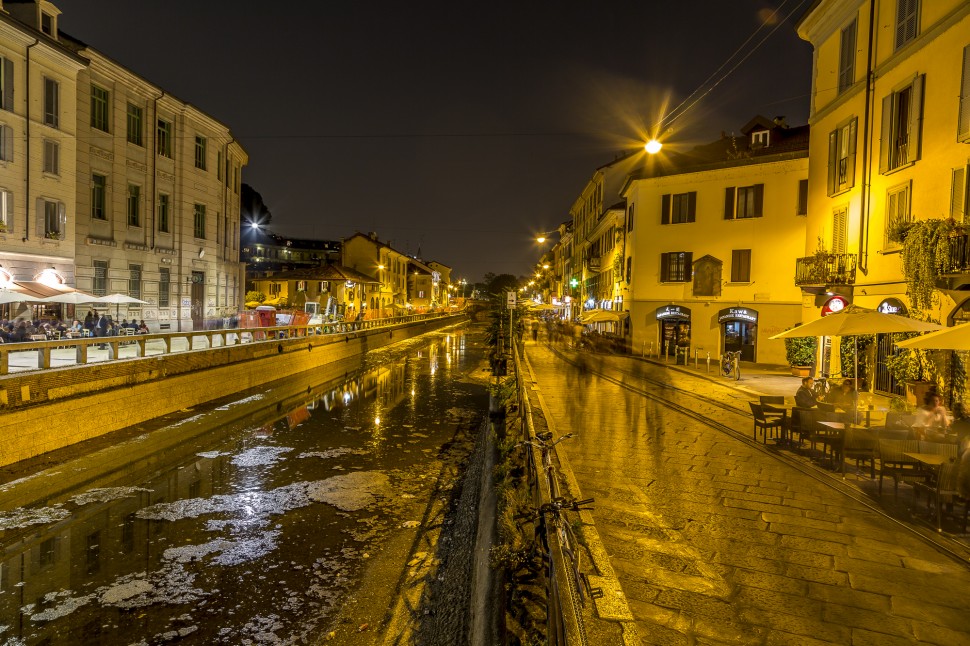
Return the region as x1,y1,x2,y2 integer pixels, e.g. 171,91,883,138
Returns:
507,292,516,309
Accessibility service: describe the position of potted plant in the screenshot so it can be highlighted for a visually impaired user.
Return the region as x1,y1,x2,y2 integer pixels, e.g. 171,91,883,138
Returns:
784,332,816,377
884,344,936,405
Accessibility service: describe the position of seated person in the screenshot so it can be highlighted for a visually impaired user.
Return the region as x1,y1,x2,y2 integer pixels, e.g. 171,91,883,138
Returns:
795,376,819,409
70,320,83,335
137,320,149,334
826,380,856,410
914,393,949,432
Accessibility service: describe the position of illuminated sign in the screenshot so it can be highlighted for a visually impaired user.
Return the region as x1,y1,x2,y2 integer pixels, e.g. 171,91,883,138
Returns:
656,305,691,320
877,298,907,315
717,307,759,324
821,295,848,316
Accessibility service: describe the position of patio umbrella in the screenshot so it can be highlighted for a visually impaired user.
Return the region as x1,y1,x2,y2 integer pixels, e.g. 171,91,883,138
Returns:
96,293,148,319
0,290,41,304
41,291,101,305
770,305,942,395
896,323,970,350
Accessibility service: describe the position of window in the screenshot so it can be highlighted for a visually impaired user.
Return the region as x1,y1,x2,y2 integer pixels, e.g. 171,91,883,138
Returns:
0,124,12,161
660,251,692,282
38,538,55,568
91,85,109,132
128,264,141,300
158,268,170,306
832,207,848,253
0,189,12,233
43,77,58,127
93,260,108,296
194,136,206,170
233,165,239,193
269,282,281,296
126,103,142,146
86,531,100,576
880,75,923,173
797,179,809,215
724,184,764,219
157,119,172,157
194,203,206,238
838,19,857,94
91,174,106,220
751,131,769,148
885,181,911,246
951,166,968,223
731,250,751,282
218,150,224,181
121,513,136,554
895,0,919,51
41,199,63,239
625,256,632,283
828,117,857,195
127,184,140,227
157,193,169,233
661,191,696,224
959,46,970,143
42,140,58,175
0,58,12,112
40,12,53,36
627,203,634,232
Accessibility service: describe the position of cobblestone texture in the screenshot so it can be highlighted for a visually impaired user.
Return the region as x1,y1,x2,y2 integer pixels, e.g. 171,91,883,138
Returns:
525,344,970,645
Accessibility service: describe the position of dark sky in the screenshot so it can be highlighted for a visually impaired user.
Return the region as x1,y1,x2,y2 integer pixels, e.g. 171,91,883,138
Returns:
60,1,813,283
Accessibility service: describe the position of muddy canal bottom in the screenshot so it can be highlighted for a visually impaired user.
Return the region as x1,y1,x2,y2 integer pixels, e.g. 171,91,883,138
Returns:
0,329,488,645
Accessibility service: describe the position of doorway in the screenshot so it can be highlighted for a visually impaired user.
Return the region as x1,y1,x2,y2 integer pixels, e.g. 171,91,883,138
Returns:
722,321,757,362
660,320,691,357
191,271,205,330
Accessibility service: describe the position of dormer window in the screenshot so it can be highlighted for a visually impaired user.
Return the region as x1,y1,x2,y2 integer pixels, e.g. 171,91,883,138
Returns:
41,12,54,36
751,130,769,148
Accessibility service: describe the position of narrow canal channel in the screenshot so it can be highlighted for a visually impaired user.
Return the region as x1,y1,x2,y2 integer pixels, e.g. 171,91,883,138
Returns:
0,325,489,645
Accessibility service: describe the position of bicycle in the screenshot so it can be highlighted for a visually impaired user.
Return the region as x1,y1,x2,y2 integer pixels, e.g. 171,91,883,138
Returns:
721,350,741,381
812,371,843,399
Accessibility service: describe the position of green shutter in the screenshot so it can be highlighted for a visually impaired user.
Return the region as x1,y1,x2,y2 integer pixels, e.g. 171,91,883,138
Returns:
960,46,970,142
724,187,735,219
688,192,697,221
661,194,670,224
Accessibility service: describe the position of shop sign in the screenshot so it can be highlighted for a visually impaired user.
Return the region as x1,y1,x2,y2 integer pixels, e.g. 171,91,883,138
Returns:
717,307,759,324
821,295,848,316
877,298,907,315
656,305,691,320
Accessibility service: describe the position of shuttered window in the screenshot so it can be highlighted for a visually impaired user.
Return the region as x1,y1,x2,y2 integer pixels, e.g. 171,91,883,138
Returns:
627,204,634,232
0,124,12,162
827,117,857,195
0,58,13,112
660,252,692,282
959,45,970,143
724,185,764,219
895,0,919,51
885,182,912,247
43,77,58,127
0,189,12,233
159,268,170,307
731,250,751,282
832,207,848,254
952,166,969,223
661,192,696,224
880,75,923,173
838,19,856,94
797,179,809,215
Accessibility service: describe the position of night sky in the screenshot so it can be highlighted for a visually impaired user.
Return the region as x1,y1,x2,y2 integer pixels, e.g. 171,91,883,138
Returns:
60,1,813,283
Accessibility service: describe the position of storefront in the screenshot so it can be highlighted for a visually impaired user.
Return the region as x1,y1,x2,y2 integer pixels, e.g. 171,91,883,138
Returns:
656,305,691,357
717,307,758,362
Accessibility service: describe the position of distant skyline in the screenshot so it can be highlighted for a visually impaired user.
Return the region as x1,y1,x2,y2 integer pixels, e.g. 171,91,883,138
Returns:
61,1,814,283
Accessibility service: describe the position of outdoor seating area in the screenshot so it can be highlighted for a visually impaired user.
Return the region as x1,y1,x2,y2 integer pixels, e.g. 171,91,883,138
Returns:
754,394,969,533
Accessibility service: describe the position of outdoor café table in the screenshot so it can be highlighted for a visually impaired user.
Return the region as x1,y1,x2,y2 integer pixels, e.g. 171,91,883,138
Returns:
815,421,855,468
763,405,792,444
903,452,951,468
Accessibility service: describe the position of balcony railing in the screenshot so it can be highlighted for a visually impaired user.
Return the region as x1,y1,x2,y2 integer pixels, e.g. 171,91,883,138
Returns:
946,233,970,273
794,253,857,286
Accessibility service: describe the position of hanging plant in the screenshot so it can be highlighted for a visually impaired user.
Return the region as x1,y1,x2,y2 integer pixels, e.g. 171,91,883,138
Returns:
891,217,957,311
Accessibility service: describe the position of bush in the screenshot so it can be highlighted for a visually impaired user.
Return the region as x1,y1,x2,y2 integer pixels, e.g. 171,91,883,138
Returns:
245,290,265,304
784,332,816,366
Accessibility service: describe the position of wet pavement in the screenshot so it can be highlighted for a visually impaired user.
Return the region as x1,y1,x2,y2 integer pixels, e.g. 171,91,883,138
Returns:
0,327,488,645
523,341,970,645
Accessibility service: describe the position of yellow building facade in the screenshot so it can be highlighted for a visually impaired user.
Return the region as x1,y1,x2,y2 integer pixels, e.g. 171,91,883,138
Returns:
622,119,809,365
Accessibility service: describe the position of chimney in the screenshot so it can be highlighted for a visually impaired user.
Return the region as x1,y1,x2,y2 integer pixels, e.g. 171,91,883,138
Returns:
773,116,789,128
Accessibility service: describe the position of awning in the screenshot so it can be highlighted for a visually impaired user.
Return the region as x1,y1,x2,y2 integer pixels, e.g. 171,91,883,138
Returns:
12,281,72,298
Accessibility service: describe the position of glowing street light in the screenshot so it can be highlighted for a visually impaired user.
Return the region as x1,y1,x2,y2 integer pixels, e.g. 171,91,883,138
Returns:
645,138,663,154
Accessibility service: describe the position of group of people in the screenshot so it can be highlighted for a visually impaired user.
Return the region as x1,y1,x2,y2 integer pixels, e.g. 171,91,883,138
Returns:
0,312,149,343
795,375,951,432
80,311,149,337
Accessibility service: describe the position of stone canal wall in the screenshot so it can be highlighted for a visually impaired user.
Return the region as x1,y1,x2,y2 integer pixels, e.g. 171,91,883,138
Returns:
0,315,466,468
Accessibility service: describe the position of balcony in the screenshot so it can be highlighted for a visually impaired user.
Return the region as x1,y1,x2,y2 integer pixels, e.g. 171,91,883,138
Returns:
947,233,970,273
794,253,857,287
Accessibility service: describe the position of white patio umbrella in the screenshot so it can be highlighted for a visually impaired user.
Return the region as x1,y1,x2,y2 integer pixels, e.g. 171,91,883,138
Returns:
96,293,148,319
770,305,942,392
896,323,970,351
0,290,41,304
41,291,101,305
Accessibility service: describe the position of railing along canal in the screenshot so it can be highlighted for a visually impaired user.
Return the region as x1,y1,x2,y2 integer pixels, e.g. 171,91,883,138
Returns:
0,311,459,375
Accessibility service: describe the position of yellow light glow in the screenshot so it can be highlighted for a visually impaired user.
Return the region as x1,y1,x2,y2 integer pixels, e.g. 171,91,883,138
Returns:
374,416,381,426
645,139,663,154
536,236,546,244
378,264,385,270
542,264,549,269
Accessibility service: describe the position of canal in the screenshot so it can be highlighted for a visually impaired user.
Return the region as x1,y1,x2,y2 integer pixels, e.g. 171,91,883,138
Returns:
0,324,489,645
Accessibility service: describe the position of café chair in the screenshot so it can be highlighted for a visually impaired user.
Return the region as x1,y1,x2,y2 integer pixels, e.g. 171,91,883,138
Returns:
841,426,877,478
749,403,785,444
878,439,929,498
914,460,968,533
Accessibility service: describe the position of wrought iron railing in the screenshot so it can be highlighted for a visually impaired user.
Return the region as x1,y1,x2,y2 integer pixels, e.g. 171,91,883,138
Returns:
794,253,857,286
946,233,970,273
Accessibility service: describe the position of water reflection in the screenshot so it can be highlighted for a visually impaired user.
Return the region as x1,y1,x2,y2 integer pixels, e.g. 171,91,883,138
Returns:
0,328,484,645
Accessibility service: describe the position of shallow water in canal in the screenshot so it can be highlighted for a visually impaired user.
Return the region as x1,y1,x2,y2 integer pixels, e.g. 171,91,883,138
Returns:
0,326,487,645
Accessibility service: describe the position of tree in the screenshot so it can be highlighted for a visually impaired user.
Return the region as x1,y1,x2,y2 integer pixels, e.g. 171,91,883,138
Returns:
485,273,519,296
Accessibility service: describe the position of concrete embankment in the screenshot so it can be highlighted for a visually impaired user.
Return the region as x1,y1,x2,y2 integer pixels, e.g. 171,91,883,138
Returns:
0,315,467,468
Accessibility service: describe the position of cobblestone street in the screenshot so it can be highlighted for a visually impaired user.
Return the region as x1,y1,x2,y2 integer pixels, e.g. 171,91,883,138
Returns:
523,342,970,645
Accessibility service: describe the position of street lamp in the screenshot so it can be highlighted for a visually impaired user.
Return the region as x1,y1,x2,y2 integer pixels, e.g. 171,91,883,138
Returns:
644,138,663,154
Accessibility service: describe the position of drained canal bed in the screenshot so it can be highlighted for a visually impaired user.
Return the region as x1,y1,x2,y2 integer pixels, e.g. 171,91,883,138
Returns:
0,326,489,645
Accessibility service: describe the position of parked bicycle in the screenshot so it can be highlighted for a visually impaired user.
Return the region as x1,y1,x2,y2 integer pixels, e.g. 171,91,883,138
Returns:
812,371,843,399
720,350,741,380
